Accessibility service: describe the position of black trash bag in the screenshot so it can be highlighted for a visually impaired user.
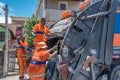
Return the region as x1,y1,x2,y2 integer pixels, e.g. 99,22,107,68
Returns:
45,58,57,80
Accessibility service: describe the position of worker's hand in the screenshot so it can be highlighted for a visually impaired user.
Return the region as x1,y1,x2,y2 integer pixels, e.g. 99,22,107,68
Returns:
49,50,58,59
83,60,90,69
54,50,58,54
53,50,58,56
83,55,96,69
89,55,96,63
53,46,58,50
32,30,36,33
56,34,62,37
32,33,36,38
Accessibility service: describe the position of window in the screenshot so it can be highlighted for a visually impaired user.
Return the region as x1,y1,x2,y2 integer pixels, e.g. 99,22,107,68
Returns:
0,32,5,41
59,2,68,10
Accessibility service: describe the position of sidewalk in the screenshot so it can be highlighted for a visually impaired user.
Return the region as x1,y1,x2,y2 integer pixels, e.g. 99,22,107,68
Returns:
0,74,29,80
0,75,19,80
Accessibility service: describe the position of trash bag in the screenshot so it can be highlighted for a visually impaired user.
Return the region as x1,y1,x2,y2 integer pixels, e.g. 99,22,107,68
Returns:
45,58,57,80
57,61,69,80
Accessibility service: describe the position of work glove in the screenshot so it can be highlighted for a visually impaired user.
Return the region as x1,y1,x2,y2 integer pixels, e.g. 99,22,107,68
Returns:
83,55,96,69
53,46,58,51
32,33,36,38
56,34,62,37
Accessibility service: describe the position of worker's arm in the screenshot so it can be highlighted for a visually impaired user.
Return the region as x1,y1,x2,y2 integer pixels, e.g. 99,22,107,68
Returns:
48,51,58,59
47,46,57,53
45,26,56,36
32,24,38,34
17,39,20,44
47,32,56,36
79,0,90,10
32,31,37,38
16,36,21,44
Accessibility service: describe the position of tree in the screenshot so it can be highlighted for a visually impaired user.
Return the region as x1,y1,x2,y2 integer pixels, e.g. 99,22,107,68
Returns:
24,17,40,47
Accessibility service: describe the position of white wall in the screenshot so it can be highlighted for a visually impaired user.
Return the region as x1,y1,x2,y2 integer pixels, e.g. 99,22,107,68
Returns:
46,9,63,21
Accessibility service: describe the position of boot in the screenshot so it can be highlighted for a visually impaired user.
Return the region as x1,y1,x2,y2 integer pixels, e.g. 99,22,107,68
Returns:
19,76,24,80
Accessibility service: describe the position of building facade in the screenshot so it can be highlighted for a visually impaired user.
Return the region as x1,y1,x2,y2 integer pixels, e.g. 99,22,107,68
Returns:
34,0,81,22
0,16,29,49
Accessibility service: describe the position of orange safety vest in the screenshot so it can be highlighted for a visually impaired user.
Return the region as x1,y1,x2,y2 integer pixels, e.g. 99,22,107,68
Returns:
27,50,50,76
17,41,28,56
33,23,51,43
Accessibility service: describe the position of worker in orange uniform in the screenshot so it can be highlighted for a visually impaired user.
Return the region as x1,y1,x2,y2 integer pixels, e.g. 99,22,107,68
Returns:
61,10,71,19
79,0,90,10
27,42,57,80
61,0,90,19
32,18,54,47
17,36,28,80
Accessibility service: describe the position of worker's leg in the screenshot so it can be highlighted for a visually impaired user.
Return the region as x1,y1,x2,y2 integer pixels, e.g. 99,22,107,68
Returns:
23,56,27,72
18,55,25,79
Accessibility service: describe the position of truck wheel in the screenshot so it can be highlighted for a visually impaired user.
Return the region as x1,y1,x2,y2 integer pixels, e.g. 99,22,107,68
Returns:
111,65,120,80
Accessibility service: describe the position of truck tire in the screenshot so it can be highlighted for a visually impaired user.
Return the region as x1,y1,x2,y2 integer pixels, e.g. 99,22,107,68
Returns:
111,65,120,80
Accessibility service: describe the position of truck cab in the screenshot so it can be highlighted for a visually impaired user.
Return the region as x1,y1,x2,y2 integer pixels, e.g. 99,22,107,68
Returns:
111,10,120,80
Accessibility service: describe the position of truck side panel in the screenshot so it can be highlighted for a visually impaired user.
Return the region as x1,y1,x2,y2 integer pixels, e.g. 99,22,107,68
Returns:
113,11,120,46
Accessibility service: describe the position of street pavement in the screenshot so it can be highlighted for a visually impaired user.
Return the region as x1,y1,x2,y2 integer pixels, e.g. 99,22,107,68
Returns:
0,74,29,80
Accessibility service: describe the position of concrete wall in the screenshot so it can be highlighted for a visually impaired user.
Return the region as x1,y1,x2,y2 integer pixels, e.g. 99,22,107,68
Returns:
46,9,63,21
47,0,79,10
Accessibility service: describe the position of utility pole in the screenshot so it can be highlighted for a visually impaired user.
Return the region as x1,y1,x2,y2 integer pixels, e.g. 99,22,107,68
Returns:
3,4,8,77
42,0,46,18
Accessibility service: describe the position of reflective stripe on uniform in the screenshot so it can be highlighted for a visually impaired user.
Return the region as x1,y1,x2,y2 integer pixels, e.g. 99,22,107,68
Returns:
18,46,26,49
35,31,46,35
29,73,45,78
18,46,32,52
21,54,27,56
30,60,46,65
33,42,41,44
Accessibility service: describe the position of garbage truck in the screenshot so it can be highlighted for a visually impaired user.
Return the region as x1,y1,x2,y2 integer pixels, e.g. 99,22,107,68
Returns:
46,0,120,80
110,10,120,80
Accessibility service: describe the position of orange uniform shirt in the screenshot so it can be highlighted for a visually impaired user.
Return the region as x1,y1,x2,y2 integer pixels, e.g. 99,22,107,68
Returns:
17,41,28,56
62,10,71,19
27,50,50,75
33,23,51,43
79,0,90,10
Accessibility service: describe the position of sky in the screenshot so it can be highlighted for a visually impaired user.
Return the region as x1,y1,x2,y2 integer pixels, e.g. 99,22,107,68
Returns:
0,0,38,23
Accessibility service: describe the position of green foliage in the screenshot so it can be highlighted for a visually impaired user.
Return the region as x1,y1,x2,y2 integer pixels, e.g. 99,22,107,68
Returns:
24,17,40,47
